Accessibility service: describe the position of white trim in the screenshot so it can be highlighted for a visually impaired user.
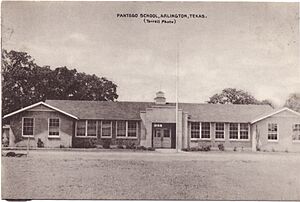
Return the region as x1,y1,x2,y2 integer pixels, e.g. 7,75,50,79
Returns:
48,117,60,138
215,122,225,140
22,117,35,137
267,123,279,142
190,122,201,140
292,123,300,142
86,120,97,138
101,120,112,138
3,102,78,120
251,107,300,124
116,120,127,138
200,122,211,140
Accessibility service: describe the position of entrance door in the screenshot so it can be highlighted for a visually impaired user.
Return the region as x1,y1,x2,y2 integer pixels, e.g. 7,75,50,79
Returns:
153,128,171,148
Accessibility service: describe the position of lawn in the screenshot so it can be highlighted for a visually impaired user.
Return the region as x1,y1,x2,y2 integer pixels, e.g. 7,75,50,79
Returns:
2,150,300,200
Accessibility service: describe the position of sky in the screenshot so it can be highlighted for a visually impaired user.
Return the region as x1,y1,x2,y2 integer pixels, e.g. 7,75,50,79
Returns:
2,2,299,106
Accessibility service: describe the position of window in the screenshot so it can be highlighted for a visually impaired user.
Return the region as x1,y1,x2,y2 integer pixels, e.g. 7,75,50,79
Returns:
49,118,59,137
76,121,86,136
292,124,300,141
87,120,97,137
240,123,249,140
101,121,112,138
201,122,210,139
128,121,137,138
229,123,239,139
23,118,34,136
268,123,278,141
116,121,126,137
215,123,225,139
191,122,200,139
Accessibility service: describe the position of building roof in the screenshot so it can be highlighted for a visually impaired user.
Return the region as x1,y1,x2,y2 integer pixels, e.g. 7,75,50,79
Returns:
45,100,273,122
3,101,79,120
251,107,300,124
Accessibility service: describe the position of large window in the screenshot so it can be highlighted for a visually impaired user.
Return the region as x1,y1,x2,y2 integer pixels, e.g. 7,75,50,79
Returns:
87,120,97,137
201,122,210,139
116,121,138,138
128,121,138,138
229,123,239,139
116,121,126,137
101,121,112,138
292,124,300,141
215,123,225,139
191,122,200,139
49,118,59,137
240,123,249,139
268,123,278,141
23,118,34,136
76,121,86,137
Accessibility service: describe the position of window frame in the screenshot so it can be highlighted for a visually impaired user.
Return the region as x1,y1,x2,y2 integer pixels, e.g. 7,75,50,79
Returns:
267,123,278,142
48,118,60,138
116,121,138,139
229,123,239,140
22,117,35,137
101,120,112,139
292,123,300,143
228,123,250,141
201,122,211,140
215,122,225,140
190,122,200,140
75,120,98,138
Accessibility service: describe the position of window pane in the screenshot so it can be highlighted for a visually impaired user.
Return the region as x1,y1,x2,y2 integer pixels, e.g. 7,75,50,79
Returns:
128,121,137,137
292,124,300,141
49,118,59,136
240,123,249,139
191,122,200,139
116,121,126,137
87,120,97,137
268,123,277,140
102,121,112,137
229,123,238,139
76,121,86,136
201,122,210,139
23,118,34,136
215,123,224,139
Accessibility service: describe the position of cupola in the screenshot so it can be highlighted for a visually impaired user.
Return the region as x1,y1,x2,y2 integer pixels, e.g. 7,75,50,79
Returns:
154,91,166,105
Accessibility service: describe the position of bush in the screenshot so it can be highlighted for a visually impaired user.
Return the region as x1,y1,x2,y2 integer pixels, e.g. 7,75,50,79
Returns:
125,142,136,149
218,144,225,151
285,149,289,153
59,144,65,148
102,140,111,149
233,147,237,152
182,148,189,152
136,146,147,150
272,148,276,152
147,147,155,151
37,138,44,148
202,145,211,151
117,144,124,149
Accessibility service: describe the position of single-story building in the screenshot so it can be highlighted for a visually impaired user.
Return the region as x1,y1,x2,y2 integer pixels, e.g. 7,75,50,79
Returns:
2,91,300,152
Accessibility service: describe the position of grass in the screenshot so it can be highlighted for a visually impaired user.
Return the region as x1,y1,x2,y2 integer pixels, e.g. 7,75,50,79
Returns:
2,150,300,200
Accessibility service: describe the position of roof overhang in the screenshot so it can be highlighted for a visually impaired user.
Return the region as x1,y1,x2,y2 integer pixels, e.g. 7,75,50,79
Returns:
3,101,79,120
251,107,300,124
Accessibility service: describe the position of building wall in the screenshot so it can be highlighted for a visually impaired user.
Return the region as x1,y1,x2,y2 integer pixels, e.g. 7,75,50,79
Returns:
8,109,74,148
72,120,141,148
140,106,186,149
252,110,300,152
188,122,252,151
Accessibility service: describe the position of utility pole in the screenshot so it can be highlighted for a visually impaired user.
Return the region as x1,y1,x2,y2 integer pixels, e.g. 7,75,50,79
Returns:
176,42,179,153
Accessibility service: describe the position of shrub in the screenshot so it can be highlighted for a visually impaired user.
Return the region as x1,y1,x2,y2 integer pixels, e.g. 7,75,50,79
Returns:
190,147,198,151
147,147,155,151
59,144,65,148
272,148,276,152
182,148,189,152
102,140,111,149
117,144,124,149
125,142,136,149
233,147,237,152
37,138,44,148
203,145,211,151
218,144,225,151
285,149,289,153
136,145,147,150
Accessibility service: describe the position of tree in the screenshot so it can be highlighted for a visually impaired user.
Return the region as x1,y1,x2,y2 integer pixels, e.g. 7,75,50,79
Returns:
284,93,300,112
207,88,274,107
2,49,119,115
